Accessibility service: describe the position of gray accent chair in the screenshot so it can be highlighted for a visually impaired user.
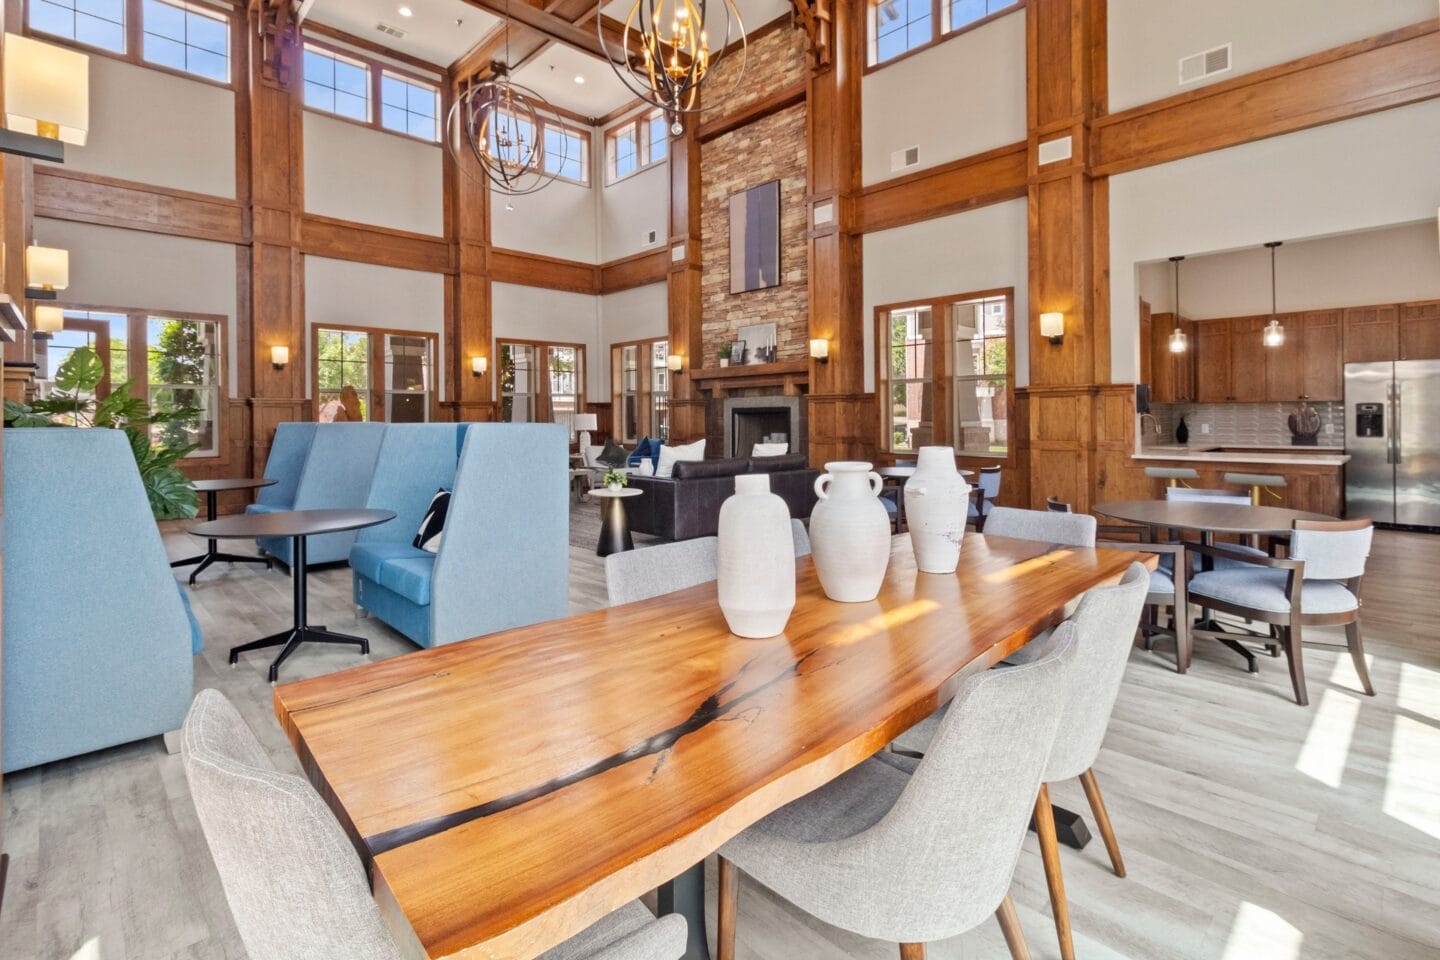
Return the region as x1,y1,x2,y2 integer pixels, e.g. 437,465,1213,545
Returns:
604,520,810,607
967,465,1001,530
715,623,1080,960
180,690,687,960
984,506,1097,548
891,564,1150,960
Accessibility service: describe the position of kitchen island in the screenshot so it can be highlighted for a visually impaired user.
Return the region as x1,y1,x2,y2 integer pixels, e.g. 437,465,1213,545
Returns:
1131,444,1349,516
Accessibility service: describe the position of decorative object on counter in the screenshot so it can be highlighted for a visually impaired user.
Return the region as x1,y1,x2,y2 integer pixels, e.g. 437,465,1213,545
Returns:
1262,241,1285,348
904,446,970,574
1288,402,1321,446
718,343,732,368
730,340,747,365
1176,416,1190,445
602,469,628,492
1168,256,1189,353
810,461,891,602
717,474,796,638
737,322,777,364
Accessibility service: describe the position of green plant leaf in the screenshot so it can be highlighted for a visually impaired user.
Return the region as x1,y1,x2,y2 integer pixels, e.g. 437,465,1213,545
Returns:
53,346,105,393
93,382,149,428
146,465,199,520
4,399,56,427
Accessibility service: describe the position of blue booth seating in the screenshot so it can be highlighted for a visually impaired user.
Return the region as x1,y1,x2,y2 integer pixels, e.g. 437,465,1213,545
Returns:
2,429,194,773
246,422,386,566
351,423,569,648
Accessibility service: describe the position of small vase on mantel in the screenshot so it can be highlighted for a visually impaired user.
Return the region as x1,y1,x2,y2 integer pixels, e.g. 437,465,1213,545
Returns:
905,446,971,574
717,474,796,638
810,462,891,602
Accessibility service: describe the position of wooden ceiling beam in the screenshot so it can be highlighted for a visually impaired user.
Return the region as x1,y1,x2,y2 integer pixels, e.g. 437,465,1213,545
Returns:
453,0,618,63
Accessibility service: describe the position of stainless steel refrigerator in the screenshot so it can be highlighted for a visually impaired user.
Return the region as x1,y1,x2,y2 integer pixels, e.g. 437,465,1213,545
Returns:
1345,360,1440,528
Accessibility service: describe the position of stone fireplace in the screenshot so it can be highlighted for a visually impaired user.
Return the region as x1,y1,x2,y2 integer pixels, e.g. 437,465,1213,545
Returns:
722,396,806,458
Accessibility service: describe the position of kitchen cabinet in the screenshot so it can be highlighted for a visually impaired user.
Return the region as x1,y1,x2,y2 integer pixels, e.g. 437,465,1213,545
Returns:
1228,317,1266,402
1148,312,1196,402
1195,320,1231,403
1300,311,1343,400
1264,313,1304,402
1344,305,1399,363
1400,300,1440,361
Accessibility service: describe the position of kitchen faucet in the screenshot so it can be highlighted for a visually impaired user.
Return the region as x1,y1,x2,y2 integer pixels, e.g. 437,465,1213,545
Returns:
1139,412,1162,437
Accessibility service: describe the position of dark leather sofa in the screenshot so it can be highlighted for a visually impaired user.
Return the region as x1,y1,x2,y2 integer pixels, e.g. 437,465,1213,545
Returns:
622,453,819,541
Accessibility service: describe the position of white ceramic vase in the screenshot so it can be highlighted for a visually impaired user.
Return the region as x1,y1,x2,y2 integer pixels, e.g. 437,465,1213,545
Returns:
809,461,891,602
717,474,797,638
904,446,971,574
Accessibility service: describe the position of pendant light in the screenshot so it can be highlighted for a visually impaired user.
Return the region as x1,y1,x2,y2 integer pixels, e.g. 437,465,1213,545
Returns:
1263,241,1285,347
1168,255,1188,353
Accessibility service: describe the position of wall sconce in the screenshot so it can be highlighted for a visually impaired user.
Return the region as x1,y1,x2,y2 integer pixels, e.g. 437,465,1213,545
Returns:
270,345,289,370
2,33,89,163
809,338,830,364
667,354,683,375
24,244,68,299
33,304,63,340
1040,312,1065,345
471,355,487,377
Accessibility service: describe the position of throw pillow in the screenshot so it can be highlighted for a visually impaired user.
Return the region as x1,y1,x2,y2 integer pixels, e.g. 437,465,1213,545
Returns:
752,442,788,457
656,438,706,478
413,488,451,554
627,436,653,469
597,438,628,468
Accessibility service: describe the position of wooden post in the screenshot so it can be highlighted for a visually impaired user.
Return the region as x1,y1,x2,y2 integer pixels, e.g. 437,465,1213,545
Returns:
447,76,496,423
667,116,706,444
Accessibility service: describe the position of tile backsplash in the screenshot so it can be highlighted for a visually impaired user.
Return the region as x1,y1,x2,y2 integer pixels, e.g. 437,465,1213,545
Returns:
1145,402,1345,448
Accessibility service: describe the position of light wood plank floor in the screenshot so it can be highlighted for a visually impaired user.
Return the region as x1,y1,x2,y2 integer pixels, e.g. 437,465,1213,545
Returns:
3,511,1437,960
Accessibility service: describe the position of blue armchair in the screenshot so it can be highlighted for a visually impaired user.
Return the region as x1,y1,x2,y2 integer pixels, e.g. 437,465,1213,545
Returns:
2,428,194,773
351,423,569,648
247,422,386,566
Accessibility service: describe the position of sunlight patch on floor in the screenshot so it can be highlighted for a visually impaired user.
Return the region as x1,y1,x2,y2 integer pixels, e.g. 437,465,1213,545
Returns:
1327,650,1374,693
1397,662,1439,722
1219,902,1303,960
1383,714,1440,840
68,939,100,960
1296,688,1360,788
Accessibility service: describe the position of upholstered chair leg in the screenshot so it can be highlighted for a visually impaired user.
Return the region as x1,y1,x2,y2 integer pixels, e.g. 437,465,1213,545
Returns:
899,943,926,959
995,893,1031,960
1078,769,1126,878
1033,784,1075,960
1284,625,1309,707
717,856,738,960
1345,620,1376,696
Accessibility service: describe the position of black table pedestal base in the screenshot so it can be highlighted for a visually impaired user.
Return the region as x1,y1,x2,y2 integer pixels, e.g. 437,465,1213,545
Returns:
1031,803,1092,850
596,496,634,557
171,490,271,584
658,862,710,960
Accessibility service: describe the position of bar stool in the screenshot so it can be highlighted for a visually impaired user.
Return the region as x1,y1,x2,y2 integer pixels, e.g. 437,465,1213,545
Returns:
1145,466,1199,488
1224,472,1286,506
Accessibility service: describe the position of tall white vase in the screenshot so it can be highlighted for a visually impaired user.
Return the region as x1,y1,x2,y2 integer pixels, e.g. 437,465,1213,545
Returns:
809,461,891,602
905,446,971,574
717,474,797,638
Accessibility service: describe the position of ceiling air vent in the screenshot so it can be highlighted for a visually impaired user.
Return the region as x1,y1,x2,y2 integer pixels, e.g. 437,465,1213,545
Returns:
1179,43,1231,85
375,21,408,39
890,145,920,173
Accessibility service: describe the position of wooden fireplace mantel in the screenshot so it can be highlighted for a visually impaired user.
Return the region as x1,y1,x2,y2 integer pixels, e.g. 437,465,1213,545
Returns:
688,360,809,386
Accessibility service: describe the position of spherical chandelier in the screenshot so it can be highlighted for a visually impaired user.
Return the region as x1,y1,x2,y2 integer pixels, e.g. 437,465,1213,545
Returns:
446,62,570,196
599,0,748,132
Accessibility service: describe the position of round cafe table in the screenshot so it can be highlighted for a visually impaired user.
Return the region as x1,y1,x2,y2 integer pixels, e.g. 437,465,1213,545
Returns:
189,508,396,683
171,477,277,584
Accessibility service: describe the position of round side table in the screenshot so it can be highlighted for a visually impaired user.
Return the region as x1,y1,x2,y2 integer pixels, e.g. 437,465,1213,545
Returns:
590,487,643,557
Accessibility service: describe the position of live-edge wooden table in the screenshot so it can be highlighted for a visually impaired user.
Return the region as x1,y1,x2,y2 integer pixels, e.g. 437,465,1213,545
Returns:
274,533,1150,960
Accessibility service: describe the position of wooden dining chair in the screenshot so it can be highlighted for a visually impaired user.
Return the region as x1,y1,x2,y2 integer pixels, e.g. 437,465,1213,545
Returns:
1097,525,1191,673
968,465,1002,531
1185,519,1377,706
715,623,1081,960
181,690,687,960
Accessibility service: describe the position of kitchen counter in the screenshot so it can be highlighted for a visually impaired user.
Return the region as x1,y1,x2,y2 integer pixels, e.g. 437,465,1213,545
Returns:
1134,444,1350,466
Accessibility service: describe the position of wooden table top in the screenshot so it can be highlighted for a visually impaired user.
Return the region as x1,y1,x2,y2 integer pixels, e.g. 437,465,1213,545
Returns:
189,508,396,540
191,477,277,493
274,534,1150,960
1093,499,1333,535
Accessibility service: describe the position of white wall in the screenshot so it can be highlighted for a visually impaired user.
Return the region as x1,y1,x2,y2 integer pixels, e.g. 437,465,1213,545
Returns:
491,282,604,402
862,198,1030,392
1108,0,1434,112
41,56,235,197
491,180,599,263
1110,99,1440,383
1136,222,1440,320
599,159,668,262
861,8,1026,186
33,218,240,395
598,282,668,397
303,256,447,398
303,112,445,236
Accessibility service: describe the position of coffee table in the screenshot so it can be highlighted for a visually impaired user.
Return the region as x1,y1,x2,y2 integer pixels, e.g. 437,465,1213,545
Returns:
590,487,642,557
171,477,277,584
189,508,396,682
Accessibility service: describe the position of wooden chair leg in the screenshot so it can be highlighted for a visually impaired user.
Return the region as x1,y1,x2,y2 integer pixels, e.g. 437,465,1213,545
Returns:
1078,769,1126,878
899,944,926,959
995,892,1031,960
1033,784,1075,960
1174,603,1192,674
1283,625,1309,706
1345,620,1376,696
717,856,738,960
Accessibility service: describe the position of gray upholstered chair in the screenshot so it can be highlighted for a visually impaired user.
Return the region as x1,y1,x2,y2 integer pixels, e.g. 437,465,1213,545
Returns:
1046,496,1072,512
715,623,1080,960
1187,519,1376,706
181,690,687,960
891,564,1150,960
984,505,1097,548
1098,526,1190,673
605,521,810,606
967,465,1002,530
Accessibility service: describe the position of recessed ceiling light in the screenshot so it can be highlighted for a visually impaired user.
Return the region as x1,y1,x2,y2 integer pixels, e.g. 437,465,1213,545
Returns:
397,5,413,16
573,74,585,84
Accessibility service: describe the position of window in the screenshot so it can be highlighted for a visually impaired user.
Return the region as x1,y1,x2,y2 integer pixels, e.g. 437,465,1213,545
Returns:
610,336,668,444
383,334,433,422
148,315,221,456
381,71,439,142
876,289,1012,458
313,324,437,422
40,310,127,407
303,43,370,122
315,328,371,420
29,0,127,53
650,339,670,443
868,0,1020,67
605,109,670,185
499,339,587,427
500,342,538,423
616,344,640,442
143,0,228,83
546,345,584,433
543,122,588,185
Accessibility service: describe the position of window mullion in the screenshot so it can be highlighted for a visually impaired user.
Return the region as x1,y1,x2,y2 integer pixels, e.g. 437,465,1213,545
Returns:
128,0,143,62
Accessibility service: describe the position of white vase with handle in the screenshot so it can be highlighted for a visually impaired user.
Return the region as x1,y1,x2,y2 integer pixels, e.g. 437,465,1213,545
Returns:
717,474,796,638
905,446,970,574
809,461,891,602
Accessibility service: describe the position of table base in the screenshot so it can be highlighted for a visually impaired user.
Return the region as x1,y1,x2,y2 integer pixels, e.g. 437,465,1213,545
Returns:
596,495,634,557
171,489,272,584
1031,803,1092,851
657,862,710,960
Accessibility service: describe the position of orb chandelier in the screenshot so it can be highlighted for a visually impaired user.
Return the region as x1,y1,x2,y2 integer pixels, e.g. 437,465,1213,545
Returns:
446,63,570,196
600,0,747,132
